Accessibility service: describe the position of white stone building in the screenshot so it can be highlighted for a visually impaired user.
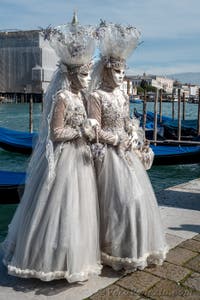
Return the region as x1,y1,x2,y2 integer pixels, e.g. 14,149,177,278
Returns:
127,73,174,94
0,29,58,99
174,84,200,100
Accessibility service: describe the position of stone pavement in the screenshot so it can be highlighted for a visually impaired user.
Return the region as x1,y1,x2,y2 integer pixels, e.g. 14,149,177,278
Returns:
86,234,200,300
87,178,200,300
0,178,200,300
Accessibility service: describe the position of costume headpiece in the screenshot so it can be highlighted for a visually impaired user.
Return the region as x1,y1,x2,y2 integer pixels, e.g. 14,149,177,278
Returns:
29,13,96,186
42,12,96,67
96,21,141,68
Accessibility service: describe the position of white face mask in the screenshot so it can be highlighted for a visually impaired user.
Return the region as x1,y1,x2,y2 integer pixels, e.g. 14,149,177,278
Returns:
77,71,91,89
111,68,125,86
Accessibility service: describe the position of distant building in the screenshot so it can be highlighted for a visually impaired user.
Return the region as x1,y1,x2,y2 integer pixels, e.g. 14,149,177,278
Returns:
121,77,134,95
127,73,174,94
0,29,58,100
174,84,200,100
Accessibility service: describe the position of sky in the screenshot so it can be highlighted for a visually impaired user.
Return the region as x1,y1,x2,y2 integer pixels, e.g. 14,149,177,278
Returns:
0,0,200,75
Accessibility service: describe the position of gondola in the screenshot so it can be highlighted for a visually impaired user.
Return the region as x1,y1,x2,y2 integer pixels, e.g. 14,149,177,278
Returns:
0,127,37,154
151,144,200,165
1,144,200,204
133,110,198,141
144,112,198,140
0,170,25,204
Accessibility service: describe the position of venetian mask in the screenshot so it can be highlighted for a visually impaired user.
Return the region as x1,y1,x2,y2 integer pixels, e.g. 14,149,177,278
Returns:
68,63,91,91
111,68,125,86
77,69,91,89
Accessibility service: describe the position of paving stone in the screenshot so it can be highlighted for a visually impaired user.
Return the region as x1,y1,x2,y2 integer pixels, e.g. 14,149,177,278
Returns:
184,255,200,272
179,239,200,252
165,233,185,249
145,261,190,282
183,272,200,292
192,234,200,242
166,247,198,265
145,279,198,300
89,284,140,300
117,271,160,294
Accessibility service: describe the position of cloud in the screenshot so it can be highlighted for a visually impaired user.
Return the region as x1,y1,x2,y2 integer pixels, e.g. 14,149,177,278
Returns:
1,0,200,37
127,63,200,76
0,0,199,74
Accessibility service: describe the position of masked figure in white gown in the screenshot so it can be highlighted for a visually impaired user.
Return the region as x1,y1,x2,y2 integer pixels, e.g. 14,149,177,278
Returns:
1,16,102,283
88,22,168,272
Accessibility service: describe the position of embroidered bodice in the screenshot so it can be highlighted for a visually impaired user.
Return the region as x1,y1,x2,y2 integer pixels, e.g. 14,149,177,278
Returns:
88,87,154,169
88,87,131,145
51,89,87,142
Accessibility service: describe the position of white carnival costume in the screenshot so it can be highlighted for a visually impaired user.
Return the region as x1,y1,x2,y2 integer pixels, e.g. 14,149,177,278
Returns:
1,16,102,282
88,22,168,271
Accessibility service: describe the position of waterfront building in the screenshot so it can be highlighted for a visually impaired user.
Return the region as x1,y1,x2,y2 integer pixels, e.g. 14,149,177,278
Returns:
173,84,200,101
128,73,174,94
121,77,135,95
0,29,58,101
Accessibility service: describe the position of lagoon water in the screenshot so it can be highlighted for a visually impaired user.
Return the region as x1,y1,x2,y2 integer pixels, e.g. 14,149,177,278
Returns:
0,102,200,242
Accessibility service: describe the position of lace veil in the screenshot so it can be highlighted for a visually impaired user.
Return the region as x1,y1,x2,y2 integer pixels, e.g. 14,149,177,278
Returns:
26,16,96,187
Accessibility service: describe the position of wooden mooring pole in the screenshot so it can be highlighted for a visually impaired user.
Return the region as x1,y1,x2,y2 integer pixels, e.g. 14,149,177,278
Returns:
172,92,175,120
177,88,181,141
182,92,186,121
198,88,200,136
29,95,33,133
153,88,158,145
143,90,147,131
159,89,163,123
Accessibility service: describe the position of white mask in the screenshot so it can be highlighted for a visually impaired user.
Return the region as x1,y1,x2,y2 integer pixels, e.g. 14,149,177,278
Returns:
77,71,91,89
111,68,125,86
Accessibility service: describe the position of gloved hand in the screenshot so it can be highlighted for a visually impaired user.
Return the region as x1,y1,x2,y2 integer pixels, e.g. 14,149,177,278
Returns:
117,136,131,153
87,118,99,128
81,119,99,141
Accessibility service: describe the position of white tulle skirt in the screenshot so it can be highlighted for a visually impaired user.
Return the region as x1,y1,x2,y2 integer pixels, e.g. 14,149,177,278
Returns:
2,142,102,282
96,146,168,271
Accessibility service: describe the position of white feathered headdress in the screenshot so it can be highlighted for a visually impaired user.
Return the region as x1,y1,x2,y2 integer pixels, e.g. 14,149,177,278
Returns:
42,13,96,67
89,21,141,91
96,21,141,68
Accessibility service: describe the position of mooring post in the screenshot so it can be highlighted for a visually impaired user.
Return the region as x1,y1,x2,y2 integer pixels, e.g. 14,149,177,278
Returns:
143,89,147,131
159,89,163,123
172,92,175,120
178,88,181,141
29,94,33,133
198,88,200,136
182,92,186,121
153,88,158,144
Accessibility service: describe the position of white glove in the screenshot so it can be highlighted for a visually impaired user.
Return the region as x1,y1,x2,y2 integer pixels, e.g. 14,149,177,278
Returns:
82,119,99,141
86,118,99,128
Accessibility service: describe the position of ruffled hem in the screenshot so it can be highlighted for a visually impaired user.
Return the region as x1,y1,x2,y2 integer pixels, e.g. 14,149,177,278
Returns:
101,247,169,272
3,259,102,283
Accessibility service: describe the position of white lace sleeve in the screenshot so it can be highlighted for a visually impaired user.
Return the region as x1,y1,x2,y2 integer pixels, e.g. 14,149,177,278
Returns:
51,92,80,142
88,92,119,145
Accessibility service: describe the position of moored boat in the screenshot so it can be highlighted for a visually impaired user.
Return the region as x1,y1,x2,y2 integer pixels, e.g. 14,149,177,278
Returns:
151,144,200,165
0,127,37,154
0,170,25,204
1,144,200,204
130,95,143,104
133,110,198,140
